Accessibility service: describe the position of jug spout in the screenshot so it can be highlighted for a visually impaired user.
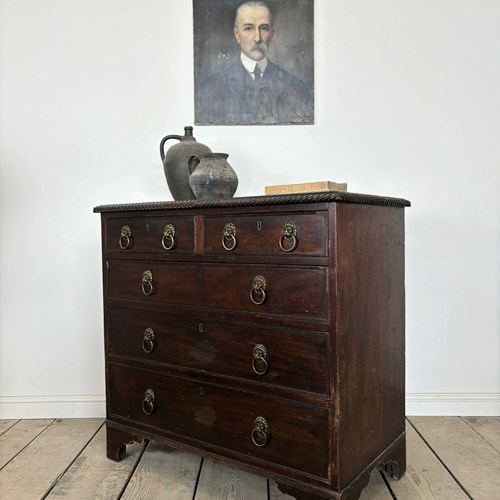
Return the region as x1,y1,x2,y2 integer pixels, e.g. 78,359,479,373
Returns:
182,126,194,138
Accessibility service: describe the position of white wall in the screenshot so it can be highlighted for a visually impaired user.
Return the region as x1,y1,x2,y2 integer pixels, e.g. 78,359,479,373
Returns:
0,0,498,417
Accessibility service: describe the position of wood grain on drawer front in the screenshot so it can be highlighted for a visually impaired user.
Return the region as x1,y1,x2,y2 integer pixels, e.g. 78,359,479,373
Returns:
105,217,195,254
107,262,329,320
107,308,329,395
108,363,330,478
202,212,328,256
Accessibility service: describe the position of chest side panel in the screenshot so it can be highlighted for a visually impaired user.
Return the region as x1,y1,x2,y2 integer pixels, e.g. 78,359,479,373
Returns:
334,203,406,488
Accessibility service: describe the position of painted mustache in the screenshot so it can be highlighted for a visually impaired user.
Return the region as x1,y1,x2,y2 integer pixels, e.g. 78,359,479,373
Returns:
250,42,267,52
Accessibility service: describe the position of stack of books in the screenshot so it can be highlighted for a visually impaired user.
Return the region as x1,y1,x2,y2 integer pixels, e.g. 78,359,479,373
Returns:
265,181,348,195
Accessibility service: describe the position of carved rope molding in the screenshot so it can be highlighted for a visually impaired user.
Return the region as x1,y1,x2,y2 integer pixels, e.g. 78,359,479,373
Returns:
93,191,411,213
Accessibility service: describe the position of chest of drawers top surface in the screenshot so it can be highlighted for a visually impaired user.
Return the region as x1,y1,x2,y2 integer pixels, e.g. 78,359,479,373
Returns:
94,191,410,214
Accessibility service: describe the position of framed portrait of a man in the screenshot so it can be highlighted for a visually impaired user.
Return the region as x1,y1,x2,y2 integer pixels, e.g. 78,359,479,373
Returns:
194,0,314,126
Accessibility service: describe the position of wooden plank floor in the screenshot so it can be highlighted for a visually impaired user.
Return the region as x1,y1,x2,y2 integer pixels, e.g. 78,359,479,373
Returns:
0,417,498,499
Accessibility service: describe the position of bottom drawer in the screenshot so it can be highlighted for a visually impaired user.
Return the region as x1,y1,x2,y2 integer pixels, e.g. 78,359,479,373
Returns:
108,363,330,479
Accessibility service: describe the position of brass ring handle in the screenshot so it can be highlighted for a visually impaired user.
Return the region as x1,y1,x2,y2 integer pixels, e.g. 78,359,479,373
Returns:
142,328,156,353
279,221,298,252
251,416,269,447
222,223,237,251
250,275,267,305
119,225,132,250
279,234,297,252
162,224,176,250
142,389,156,415
252,344,269,375
141,270,155,296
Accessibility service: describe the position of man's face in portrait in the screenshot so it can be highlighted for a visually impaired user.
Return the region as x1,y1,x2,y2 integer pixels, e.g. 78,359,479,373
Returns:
233,4,274,61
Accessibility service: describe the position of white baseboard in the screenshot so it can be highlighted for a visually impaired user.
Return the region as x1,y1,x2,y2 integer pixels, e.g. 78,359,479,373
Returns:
0,395,106,419
0,393,498,419
406,393,500,416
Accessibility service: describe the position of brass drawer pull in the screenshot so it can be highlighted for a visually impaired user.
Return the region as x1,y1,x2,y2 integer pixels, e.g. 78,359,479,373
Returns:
279,221,298,252
250,275,267,305
142,328,156,353
141,270,155,296
162,224,176,250
142,389,156,415
252,344,269,375
222,223,237,251
119,225,132,250
251,416,269,447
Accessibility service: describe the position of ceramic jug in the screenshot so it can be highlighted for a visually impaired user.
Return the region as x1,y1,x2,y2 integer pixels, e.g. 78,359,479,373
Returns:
188,153,238,200
160,126,212,200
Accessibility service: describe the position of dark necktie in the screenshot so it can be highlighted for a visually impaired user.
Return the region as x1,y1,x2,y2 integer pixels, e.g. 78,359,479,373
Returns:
254,64,262,82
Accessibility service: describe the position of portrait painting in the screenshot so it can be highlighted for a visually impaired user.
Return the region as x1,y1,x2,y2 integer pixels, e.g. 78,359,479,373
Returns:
194,0,314,126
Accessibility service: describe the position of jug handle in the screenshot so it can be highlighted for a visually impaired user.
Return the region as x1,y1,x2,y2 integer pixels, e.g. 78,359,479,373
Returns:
188,155,200,175
160,134,183,162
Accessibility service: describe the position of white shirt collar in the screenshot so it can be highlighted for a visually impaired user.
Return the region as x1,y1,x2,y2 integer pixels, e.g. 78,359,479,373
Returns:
240,52,268,77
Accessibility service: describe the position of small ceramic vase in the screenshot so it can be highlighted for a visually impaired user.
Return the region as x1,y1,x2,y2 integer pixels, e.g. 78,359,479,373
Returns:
188,153,238,199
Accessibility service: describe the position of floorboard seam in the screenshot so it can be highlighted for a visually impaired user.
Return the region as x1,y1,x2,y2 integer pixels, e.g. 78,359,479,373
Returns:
0,419,20,437
40,420,105,500
117,436,150,499
192,456,204,500
0,418,56,473
459,416,500,454
378,469,397,499
407,418,474,500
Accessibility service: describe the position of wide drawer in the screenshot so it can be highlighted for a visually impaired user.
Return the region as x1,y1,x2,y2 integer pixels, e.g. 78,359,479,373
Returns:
108,362,330,478
107,308,329,395
202,212,328,256
105,217,195,254
107,261,329,320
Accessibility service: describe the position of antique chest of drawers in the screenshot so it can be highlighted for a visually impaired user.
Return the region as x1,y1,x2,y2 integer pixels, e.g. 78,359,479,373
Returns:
94,191,410,500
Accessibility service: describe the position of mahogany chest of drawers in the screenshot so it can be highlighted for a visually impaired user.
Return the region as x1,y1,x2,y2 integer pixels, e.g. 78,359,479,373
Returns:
94,191,410,500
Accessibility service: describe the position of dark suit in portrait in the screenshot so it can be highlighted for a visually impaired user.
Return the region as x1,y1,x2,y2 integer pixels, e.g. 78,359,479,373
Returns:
196,58,313,125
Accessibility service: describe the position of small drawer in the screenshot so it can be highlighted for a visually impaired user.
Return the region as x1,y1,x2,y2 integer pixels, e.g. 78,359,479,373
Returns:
202,212,328,256
107,308,329,395
107,262,329,321
108,363,330,478
105,217,195,254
